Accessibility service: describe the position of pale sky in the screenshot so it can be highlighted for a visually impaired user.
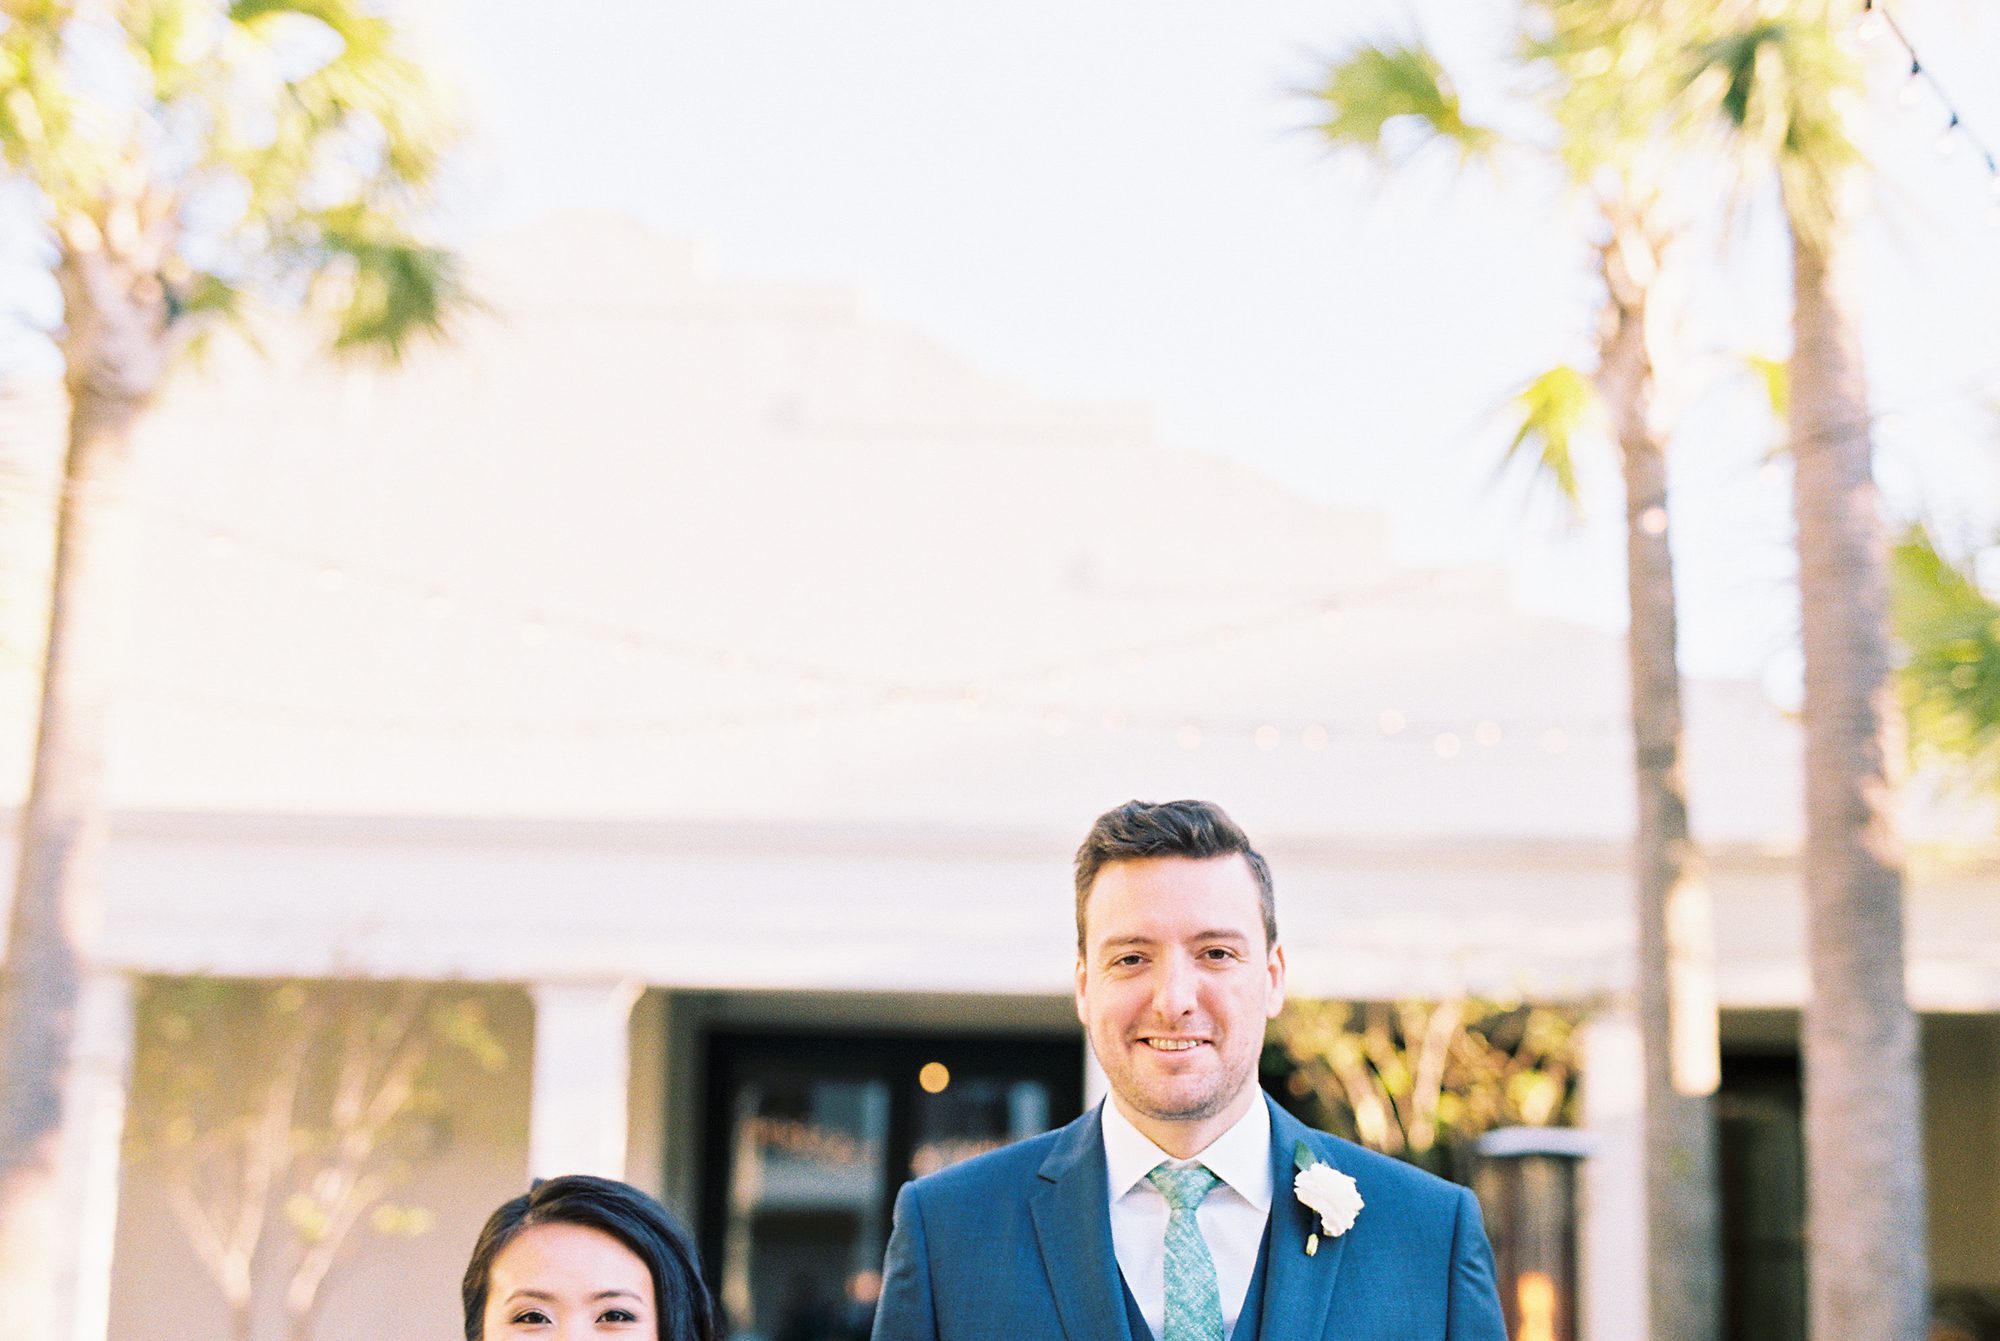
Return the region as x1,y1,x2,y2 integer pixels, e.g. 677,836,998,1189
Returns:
433,0,2000,685
7,1,2000,683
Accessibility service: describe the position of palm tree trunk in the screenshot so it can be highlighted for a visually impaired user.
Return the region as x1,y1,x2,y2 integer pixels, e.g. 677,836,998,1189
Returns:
0,247,158,1333
1596,222,1720,1341
1787,222,1929,1341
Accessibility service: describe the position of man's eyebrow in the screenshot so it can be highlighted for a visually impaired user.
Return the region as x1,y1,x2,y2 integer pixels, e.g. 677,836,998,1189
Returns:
1095,930,1252,951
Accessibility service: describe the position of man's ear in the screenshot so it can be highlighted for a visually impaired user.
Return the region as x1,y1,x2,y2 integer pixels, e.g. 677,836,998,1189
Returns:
1265,942,1287,1019
1074,956,1089,1025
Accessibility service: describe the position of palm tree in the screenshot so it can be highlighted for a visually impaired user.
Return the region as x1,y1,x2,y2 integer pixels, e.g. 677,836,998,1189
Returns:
1687,6,1929,1340
0,3,468,1331
1313,12,1721,1339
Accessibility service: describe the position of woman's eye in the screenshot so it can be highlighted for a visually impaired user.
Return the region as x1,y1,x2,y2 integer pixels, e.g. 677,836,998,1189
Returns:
599,1308,639,1323
510,1308,553,1325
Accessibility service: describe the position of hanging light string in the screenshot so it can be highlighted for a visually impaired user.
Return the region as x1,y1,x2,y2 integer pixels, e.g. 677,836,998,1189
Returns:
0,460,1631,755
1858,0,2000,209
0,456,1476,705
1,626,1629,757
95,669,1625,756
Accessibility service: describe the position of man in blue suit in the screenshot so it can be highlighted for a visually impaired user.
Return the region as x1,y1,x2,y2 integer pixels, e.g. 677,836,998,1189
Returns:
872,799,1508,1341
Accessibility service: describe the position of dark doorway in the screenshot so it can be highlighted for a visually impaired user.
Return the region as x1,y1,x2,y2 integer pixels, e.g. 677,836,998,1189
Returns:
1717,1052,1806,1341
699,1028,1085,1341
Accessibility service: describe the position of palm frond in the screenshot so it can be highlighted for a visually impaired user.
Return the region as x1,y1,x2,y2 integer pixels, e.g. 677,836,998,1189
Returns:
125,0,213,103
1682,13,1863,247
1744,352,1788,419
1498,363,1600,515
314,215,472,363
167,271,245,325
1893,526,2000,787
1529,0,1678,184
1313,42,1499,164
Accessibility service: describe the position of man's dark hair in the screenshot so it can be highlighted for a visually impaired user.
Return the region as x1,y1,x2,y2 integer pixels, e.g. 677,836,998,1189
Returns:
1072,799,1276,951
463,1174,719,1341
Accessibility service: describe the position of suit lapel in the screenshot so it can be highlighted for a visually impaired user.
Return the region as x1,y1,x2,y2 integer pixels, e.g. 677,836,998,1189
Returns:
1028,1106,1134,1341
1258,1097,1347,1339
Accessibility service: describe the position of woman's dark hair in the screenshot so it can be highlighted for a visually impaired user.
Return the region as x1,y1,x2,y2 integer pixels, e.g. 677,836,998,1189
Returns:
463,1174,719,1341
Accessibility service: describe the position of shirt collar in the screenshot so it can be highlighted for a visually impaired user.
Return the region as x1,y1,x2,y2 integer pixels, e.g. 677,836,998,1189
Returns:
1100,1091,1274,1213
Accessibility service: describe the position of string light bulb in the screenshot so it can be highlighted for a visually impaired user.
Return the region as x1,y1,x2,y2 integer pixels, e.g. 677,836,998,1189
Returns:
1938,114,1961,157
1899,59,1923,107
1852,3,1995,226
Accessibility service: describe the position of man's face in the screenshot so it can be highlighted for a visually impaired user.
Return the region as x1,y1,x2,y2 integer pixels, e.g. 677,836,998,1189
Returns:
1074,855,1285,1140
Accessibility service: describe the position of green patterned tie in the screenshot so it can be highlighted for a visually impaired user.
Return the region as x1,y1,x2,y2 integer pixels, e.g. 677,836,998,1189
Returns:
1146,1163,1226,1341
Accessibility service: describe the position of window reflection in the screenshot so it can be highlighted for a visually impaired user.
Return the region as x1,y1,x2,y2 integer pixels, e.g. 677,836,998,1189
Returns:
910,1077,1049,1178
720,1078,889,1341
703,1033,1083,1341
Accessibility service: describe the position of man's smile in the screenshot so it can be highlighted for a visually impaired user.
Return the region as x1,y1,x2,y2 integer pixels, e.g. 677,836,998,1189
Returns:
1141,1037,1210,1052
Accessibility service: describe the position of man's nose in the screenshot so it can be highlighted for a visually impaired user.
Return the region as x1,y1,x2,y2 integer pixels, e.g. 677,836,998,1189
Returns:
1151,953,1198,1017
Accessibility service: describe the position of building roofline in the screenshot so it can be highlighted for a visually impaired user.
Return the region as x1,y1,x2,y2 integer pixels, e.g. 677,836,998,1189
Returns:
9,804,1985,874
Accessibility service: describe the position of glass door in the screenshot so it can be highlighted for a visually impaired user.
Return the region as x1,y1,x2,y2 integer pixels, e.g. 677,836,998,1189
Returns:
1717,1052,1806,1341
700,1029,1084,1341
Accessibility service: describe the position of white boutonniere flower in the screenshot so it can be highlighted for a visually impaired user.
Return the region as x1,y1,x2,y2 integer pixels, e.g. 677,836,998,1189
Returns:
1292,1141,1363,1256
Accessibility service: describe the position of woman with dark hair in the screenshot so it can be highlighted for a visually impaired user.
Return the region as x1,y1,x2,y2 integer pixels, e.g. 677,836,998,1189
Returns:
463,1174,719,1341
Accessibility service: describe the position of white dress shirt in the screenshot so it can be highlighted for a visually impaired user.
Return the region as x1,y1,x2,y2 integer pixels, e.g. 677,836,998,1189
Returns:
1101,1095,1274,1340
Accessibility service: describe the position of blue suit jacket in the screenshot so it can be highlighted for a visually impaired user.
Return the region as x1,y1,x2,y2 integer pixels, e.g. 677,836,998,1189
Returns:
870,1094,1508,1341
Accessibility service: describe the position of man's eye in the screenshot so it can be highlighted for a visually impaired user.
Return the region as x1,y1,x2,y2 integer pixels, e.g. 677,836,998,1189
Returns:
1201,947,1238,961
1111,953,1144,968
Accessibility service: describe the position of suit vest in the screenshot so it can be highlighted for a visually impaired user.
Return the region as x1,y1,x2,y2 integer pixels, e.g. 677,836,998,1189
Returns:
1118,1217,1275,1341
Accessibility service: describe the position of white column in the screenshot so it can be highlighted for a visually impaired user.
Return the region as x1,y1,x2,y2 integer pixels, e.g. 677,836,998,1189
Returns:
624,991,667,1196
529,980,643,1180
55,969,136,1341
1577,1005,1648,1341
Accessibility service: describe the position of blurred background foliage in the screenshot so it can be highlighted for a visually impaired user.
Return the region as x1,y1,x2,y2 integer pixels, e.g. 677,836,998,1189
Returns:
1264,997,1580,1180
127,978,506,1341
1895,527,2000,794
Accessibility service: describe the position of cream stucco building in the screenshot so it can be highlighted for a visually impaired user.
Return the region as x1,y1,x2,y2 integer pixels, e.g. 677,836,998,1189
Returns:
1,217,1994,1341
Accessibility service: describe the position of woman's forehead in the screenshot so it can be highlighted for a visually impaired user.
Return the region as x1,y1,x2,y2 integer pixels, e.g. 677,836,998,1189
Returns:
490,1221,651,1293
